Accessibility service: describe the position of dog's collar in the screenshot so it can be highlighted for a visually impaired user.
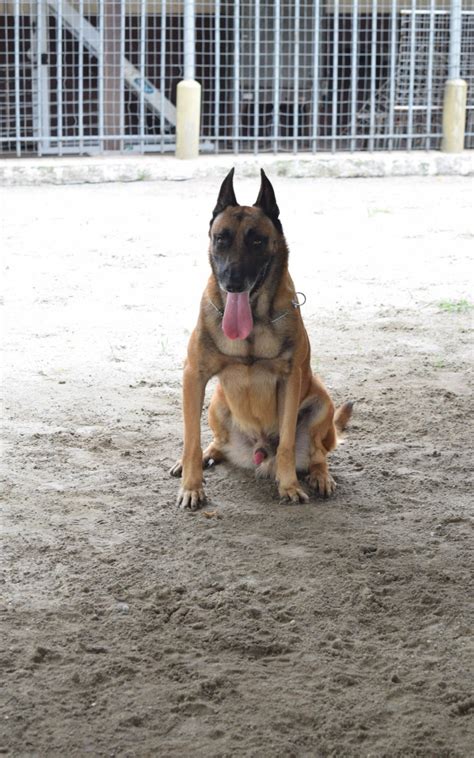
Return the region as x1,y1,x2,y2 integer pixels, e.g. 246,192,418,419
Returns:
208,291,306,325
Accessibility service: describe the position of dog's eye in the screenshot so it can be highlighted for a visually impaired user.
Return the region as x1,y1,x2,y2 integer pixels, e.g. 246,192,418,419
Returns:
253,239,263,247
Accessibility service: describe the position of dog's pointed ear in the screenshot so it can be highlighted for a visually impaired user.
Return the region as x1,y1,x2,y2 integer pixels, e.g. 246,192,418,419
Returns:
211,168,238,221
253,169,281,230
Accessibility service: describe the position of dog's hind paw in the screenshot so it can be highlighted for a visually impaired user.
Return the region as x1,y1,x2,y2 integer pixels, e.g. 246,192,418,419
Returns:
177,487,206,511
307,471,336,497
278,482,309,504
170,460,183,478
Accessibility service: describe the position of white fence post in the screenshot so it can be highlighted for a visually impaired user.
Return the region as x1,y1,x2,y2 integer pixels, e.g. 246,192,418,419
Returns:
176,0,201,159
442,0,467,152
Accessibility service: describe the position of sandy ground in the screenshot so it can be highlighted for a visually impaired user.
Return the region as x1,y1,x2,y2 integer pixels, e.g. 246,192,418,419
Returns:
1,174,473,757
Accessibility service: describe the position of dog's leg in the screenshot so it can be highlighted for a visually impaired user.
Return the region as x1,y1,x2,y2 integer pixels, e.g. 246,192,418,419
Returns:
276,369,309,503
176,363,208,510
203,384,231,468
307,432,336,497
306,382,337,497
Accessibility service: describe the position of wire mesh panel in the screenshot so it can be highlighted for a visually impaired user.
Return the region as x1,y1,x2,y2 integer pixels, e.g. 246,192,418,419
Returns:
0,1,473,156
0,1,180,155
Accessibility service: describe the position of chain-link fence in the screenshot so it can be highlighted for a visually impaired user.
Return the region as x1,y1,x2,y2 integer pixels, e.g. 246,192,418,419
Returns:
1,0,472,156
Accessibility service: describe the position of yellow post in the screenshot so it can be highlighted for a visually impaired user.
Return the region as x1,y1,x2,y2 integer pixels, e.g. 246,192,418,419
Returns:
441,79,468,153
175,79,201,159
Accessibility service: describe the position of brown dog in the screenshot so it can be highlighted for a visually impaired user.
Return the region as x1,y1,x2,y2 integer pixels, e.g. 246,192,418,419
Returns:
170,169,352,509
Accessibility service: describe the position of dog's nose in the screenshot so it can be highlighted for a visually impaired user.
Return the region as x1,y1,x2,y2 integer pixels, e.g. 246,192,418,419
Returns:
226,283,246,293
224,268,246,293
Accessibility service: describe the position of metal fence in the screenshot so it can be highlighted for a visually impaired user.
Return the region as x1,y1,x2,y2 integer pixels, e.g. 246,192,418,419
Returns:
1,0,473,156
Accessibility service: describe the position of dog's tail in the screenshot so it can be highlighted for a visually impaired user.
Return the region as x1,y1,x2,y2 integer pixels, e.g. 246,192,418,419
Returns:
335,401,354,434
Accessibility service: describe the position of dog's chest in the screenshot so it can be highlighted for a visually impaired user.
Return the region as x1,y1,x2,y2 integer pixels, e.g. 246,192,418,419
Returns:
217,324,292,433
217,322,291,367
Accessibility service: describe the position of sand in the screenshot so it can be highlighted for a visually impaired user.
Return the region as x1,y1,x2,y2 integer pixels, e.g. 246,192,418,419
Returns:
2,174,473,756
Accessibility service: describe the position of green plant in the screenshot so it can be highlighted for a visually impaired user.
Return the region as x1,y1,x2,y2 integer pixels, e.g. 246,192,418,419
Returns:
437,299,473,313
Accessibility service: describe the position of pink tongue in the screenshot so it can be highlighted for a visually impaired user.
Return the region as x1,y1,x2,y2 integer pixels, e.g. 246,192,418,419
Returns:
222,292,253,340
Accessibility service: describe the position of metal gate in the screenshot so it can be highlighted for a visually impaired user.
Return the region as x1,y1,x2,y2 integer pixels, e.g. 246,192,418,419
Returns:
1,1,473,156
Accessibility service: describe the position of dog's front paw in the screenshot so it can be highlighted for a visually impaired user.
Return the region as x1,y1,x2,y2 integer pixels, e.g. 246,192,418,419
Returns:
170,460,183,478
177,487,206,511
278,482,309,504
307,471,336,497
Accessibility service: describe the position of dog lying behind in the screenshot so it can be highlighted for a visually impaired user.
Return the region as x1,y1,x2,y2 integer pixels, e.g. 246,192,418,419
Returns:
171,168,353,510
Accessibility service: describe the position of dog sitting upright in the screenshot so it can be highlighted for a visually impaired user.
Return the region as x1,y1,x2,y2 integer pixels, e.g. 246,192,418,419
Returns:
170,169,352,509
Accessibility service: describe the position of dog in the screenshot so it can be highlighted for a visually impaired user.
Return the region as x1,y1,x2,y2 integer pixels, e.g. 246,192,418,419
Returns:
170,168,352,509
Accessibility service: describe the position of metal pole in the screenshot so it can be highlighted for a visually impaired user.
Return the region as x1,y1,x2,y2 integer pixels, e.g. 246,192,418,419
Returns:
184,0,196,80
214,0,221,153
293,0,300,154
104,0,122,151
120,0,126,152
79,0,84,154
233,0,240,154
160,0,167,153
139,0,146,153
254,0,260,155
350,0,359,152
57,0,63,155
426,0,435,150
311,0,321,153
441,0,467,152
332,0,339,153
448,0,462,79
14,0,21,156
36,0,42,156
407,0,416,151
388,0,397,150
369,0,377,151
176,0,201,158
39,0,51,155
273,0,280,153
98,0,104,153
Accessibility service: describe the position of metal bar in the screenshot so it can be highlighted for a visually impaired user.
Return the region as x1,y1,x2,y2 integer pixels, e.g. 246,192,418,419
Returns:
36,0,42,156
332,0,339,153
311,0,320,153
139,0,146,153
103,0,122,151
214,0,221,153
40,1,51,154
350,0,359,152
2,128,452,146
98,0,104,152
160,0,167,153
78,0,84,154
426,0,435,149
57,0,63,155
273,0,280,153
120,0,126,153
369,0,377,150
293,0,300,154
184,0,196,80
407,0,417,150
400,7,472,12
254,0,260,155
233,0,240,154
14,0,21,156
449,0,462,79
0,133,175,144
388,0,397,150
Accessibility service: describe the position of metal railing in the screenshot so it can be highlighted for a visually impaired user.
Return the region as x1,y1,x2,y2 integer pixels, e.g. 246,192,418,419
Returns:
1,0,472,156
